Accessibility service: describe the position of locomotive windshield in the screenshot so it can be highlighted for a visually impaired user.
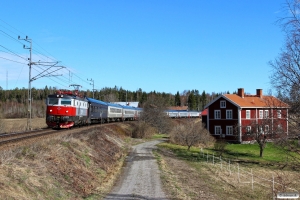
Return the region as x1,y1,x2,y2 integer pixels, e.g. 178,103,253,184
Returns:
48,98,59,105
61,99,72,105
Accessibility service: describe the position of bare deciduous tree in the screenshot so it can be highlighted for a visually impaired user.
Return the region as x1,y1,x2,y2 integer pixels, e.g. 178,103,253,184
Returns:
139,95,172,135
0,113,6,134
235,109,287,157
171,120,215,150
269,0,300,162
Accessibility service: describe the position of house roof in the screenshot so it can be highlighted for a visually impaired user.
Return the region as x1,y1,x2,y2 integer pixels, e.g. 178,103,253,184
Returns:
168,106,188,111
111,102,139,107
204,94,289,109
201,108,208,116
223,94,289,108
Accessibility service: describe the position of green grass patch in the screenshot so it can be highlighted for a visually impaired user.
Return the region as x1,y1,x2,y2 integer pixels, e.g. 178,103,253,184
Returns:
157,142,202,160
221,142,289,162
151,133,169,139
158,141,299,168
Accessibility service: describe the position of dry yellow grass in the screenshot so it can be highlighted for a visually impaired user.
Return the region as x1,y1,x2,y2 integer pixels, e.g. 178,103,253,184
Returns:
156,147,300,200
0,118,47,133
0,123,137,199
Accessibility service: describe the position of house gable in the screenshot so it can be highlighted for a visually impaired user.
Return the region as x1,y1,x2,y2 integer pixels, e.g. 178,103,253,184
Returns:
204,88,289,143
208,97,239,120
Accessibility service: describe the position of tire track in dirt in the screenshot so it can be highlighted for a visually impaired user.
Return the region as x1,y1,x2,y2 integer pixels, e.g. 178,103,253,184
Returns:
105,140,167,200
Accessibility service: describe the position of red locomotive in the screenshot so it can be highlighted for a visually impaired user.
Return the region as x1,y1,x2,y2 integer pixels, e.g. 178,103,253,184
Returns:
46,90,90,128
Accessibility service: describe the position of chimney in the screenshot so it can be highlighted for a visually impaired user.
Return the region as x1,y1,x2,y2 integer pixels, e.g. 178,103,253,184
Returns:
237,88,244,98
256,89,263,98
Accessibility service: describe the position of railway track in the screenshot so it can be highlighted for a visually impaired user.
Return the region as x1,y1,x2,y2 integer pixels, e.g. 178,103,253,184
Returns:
0,128,62,146
0,122,123,147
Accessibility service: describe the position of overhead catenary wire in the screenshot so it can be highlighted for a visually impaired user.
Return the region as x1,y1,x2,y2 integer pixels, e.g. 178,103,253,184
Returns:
0,29,26,45
0,18,27,38
0,19,97,92
0,56,27,65
0,44,28,61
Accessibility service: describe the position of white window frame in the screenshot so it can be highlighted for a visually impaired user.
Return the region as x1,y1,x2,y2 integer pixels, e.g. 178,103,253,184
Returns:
226,126,233,135
220,100,226,108
214,110,221,119
277,110,281,118
259,110,263,119
246,110,250,119
264,110,269,119
246,126,251,133
258,125,263,134
226,110,232,119
215,126,221,135
265,125,269,134
277,124,282,131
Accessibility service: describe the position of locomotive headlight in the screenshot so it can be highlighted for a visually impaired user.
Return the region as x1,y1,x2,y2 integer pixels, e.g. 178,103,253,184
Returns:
57,95,59,97
61,95,63,97
66,110,68,113
50,109,52,112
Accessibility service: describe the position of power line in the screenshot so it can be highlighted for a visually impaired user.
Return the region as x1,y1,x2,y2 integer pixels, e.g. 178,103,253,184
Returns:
0,56,27,64
0,29,58,64
0,19,99,92
0,29,25,45
0,18,27,37
0,44,28,61
32,41,57,62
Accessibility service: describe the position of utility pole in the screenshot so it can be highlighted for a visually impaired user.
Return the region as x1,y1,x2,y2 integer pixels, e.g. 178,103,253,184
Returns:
87,78,95,98
6,70,7,91
18,36,32,131
18,35,65,131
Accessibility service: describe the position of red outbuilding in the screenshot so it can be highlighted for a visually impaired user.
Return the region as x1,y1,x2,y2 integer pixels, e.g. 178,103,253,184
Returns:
204,88,289,143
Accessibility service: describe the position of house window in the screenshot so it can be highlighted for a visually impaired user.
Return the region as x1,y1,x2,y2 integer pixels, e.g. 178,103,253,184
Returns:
220,100,226,108
214,110,221,119
277,110,281,118
226,126,233,135
226,110,232,119
246,126,251,133
264,110,269,118
258,125,263,133
265,125,269,134
277,124,283,132
215,126,221,135
246,110,250,119
259,110,263,119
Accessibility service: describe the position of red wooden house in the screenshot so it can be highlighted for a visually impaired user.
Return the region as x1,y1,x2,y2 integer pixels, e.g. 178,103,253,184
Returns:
204,88,289,143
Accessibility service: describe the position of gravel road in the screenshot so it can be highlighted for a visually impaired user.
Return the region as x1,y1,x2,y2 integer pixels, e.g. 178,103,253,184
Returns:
104,140,168,200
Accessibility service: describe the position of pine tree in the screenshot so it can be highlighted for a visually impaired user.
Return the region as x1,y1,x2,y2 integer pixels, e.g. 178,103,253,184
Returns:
174,91,181,106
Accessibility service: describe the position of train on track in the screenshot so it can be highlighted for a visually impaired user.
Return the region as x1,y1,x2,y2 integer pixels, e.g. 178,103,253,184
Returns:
46,90,201,129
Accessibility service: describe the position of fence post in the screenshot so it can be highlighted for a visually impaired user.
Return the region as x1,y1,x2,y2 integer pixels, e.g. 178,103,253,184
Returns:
229,160,231,176
251,169,253,190
238,163,240,182
207,151,208,162
213,153,214,165
272,174,275,200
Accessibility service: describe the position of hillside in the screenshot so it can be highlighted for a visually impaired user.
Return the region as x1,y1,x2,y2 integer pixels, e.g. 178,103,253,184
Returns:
0,120,138,199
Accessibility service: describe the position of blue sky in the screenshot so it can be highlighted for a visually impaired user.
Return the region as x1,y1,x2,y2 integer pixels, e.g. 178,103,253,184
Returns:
0,0,287,95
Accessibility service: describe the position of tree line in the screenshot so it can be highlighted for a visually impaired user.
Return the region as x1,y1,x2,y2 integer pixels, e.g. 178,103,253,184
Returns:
0,85,231,118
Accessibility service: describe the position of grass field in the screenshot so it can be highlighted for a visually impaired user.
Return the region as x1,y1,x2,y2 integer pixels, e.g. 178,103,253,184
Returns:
158,141,300,168
0,118,47,133
157,141,300,199
220,143,290,162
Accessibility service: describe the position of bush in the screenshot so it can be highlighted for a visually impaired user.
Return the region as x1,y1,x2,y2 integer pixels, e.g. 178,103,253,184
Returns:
170,120,215,150
214,140,228,156
131,121,156,138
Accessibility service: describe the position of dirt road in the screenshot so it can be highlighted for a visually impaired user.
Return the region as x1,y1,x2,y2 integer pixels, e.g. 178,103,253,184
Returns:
105,140,168,200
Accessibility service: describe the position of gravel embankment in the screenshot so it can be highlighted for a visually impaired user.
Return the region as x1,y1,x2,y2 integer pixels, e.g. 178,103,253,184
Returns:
105,140,168,200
